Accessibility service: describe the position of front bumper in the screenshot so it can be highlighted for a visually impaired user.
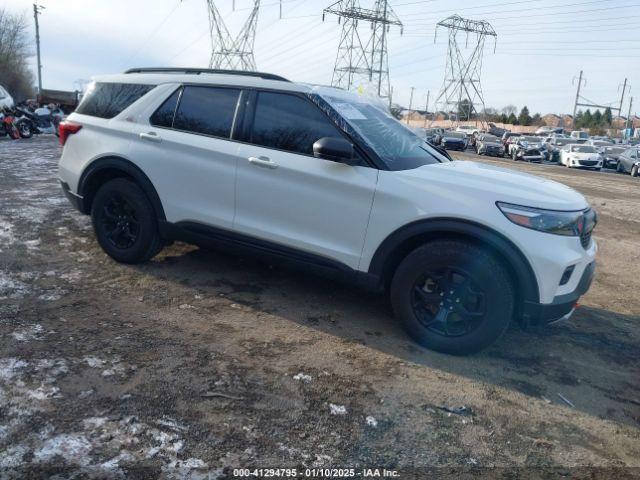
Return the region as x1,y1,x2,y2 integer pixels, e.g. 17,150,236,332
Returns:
522,261,596,326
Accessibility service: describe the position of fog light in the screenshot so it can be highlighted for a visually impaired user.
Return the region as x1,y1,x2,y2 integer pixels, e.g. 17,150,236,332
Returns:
560,265,575,286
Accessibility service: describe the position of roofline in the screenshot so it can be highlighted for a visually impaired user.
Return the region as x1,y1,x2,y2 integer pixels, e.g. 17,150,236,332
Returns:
124,67,290,82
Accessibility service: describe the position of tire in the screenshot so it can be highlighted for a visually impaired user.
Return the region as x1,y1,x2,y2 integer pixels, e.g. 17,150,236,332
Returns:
390,240,515,355
616,162,625,174
632,165,639,177
17,122,32,139
512,151,518,161
91,178,163,264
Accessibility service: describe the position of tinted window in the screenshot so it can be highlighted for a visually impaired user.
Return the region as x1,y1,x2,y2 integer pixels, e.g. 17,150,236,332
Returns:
150,88,181,128
173,86,240,138
76,82,154,119
251,92,343,155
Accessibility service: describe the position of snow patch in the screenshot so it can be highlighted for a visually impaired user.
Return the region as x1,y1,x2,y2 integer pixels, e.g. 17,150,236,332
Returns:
329,404,347,415
33,434,93,466
11,324,45,341
293,372,312,383
365,416,378,427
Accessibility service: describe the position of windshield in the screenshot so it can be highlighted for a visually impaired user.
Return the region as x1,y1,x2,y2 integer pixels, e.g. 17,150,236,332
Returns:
482,135,499,142
444,131,466,139
555,139,571,146
604,147,624,154
571,145,596,153
522,136,541,143
593,141,612,147
312,87,450,170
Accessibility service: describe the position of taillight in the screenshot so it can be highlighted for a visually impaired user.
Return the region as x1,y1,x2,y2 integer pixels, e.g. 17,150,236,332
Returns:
58,121,82,146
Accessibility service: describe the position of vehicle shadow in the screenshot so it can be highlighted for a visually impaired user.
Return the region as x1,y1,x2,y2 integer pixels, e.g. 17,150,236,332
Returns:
135,243,640,429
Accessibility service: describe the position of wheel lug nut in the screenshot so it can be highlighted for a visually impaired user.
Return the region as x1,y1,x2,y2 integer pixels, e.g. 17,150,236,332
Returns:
439,302,443,306
456,299,460,303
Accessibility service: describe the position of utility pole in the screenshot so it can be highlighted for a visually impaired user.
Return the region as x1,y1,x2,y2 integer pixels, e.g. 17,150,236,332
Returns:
406,87,415,125
626,96,634,132
619,78,628,114
423,90,430,127
33,3,44,94
572,70,584,121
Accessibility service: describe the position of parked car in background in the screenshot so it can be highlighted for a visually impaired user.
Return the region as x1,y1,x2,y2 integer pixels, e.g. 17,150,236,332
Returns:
570,130,589,140
456,125,479,137
412,127,445,146
502,132,519,152
487,123,509,137
559,144,602,170
589,139,614,149
0,85,14,109
511,136,545,162
440,131,469,151
475,134,505,157
601,146,626,169
616,147,640,176
536,126,563,135
545,137,573,162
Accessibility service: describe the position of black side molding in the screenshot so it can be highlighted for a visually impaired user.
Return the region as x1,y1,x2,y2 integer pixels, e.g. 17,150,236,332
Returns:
159,221,381,291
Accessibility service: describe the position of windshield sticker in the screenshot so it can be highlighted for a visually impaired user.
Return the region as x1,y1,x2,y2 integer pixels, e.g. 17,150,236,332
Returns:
333,102,367,120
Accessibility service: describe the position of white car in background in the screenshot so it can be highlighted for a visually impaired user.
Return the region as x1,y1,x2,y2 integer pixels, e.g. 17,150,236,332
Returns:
0,85,14,109
559,144,603,170
455,125,479,137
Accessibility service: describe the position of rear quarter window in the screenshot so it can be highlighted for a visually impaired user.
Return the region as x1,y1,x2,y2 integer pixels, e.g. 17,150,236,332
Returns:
76,82,155,119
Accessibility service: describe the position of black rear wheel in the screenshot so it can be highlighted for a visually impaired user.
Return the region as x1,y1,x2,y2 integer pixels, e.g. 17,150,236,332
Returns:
390,240,514,355
91,178,163,264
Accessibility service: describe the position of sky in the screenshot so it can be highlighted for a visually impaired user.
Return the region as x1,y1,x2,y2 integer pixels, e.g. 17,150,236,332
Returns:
5,0,640,116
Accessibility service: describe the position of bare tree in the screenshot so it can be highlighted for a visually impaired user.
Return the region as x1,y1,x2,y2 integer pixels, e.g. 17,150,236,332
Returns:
501,105,517,116
0,8,35,102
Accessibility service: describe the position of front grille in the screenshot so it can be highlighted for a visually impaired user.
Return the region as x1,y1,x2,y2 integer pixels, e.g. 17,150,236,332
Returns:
579,160,597,166
525,149,541,156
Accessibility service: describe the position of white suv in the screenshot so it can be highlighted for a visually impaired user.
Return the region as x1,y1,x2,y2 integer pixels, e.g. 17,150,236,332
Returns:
58,68,597,355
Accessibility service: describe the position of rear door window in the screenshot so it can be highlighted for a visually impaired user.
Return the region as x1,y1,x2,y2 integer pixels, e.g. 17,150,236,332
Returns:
173,86,240,138
150,88,181,128
76,82,155,119
250,91,344,155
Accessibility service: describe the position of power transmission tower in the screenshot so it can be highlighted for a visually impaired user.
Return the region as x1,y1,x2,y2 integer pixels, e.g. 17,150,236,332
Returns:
323,0,402,103
206,0,260,71
431,15,496,127
33,3,45,94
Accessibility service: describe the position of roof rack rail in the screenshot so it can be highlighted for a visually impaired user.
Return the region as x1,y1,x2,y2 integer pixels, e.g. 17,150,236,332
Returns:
123,67,290,82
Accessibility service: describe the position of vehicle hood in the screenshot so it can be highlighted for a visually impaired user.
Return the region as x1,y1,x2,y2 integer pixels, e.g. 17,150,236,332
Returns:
443,136,465,142
397,160,588,211
480,141,502,147
568,152,599,160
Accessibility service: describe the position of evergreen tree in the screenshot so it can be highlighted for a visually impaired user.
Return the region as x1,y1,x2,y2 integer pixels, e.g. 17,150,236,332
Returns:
583,109,593,128
518,106,532,126
507,113,518,125
603,107,613,125
593,110,603,126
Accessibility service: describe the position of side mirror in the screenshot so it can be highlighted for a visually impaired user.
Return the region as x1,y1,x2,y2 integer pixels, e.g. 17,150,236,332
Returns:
313,137,357,165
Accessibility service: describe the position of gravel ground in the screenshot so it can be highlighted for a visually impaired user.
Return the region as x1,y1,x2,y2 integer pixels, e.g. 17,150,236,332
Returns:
0,136,639,479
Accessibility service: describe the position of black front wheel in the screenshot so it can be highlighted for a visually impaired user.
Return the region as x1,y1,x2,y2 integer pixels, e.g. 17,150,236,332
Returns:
17,122,33,139
91,178,163,264
390,240,514,355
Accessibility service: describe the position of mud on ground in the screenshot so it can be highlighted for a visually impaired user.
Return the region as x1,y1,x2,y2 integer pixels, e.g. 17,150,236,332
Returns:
0,137,639,478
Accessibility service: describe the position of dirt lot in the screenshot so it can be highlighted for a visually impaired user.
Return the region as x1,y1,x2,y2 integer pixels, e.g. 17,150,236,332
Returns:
1,136,639,479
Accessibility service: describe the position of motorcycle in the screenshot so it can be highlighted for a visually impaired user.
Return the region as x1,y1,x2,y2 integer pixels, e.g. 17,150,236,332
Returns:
0,109,20,139
13,105,57,138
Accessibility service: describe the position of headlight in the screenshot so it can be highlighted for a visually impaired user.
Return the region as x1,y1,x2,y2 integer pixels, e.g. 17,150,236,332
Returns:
497,202,594,236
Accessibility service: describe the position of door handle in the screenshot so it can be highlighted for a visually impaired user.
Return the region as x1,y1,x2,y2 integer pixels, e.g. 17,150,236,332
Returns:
140,132,162,143
248,156,278,169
